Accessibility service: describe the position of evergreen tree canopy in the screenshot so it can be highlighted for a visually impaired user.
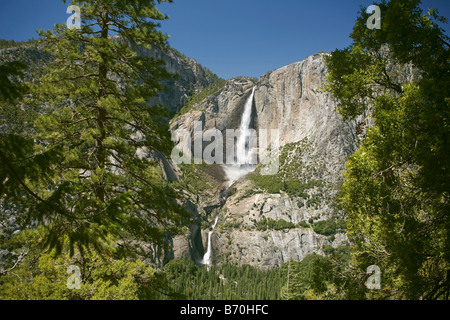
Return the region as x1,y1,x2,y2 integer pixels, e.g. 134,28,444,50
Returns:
0,61,28,103
325,0,449,299
11,0,189,257
0,228,177,300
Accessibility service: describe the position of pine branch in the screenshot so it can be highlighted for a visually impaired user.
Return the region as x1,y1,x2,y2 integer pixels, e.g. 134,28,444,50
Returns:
0,250,28,277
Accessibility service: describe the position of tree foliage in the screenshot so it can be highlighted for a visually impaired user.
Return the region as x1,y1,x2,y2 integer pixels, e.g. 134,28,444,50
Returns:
249,139,323,198
0,61,28,103
325,0,449,299
164,258,286,300
13,0,191,257
0,229,176,300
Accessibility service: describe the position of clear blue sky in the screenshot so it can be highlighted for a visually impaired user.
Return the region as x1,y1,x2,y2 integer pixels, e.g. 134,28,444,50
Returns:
0,0,449,79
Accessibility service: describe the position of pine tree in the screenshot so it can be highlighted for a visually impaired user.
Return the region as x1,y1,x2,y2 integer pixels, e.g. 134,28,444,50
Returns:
1,58,66,243
23,0,190,257
325,0,449,299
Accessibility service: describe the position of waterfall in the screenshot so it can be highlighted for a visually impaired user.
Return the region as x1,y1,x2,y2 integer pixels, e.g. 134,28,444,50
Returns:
200,87,256,266
201,216,219,266
224,87,257,185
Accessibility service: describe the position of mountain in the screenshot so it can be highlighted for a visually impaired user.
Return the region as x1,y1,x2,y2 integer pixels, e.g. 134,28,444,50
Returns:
134,45,219,115
168,53,362,269
1,40,359,270
0,41,218,115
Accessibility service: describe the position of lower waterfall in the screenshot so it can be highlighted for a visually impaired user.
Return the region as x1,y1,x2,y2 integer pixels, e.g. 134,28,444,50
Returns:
201,216,219,266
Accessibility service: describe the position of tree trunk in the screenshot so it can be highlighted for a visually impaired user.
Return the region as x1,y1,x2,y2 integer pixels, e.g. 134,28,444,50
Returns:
95,9,109,203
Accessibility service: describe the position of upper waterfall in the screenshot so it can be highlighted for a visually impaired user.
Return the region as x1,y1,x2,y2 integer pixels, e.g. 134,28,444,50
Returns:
223,87,257,186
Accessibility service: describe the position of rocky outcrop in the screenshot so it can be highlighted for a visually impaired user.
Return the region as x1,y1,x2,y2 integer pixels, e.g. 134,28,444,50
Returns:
207,178,349,269
214,229,329,269
169,78,256,144
254,53,358,169
169,53,359,268
141,47,218,114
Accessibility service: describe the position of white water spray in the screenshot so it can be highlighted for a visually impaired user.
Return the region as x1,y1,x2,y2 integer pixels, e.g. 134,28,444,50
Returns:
224,87,257,185
201,216,219,266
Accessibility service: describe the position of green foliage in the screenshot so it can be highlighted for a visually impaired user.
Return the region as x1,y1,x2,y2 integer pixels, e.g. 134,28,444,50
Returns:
249,140,323,197
250,168,321,197
0,230,175,300
255,217,296,231
282,254,332,300
254,216,344,234
0,38,38,49
297,221,310,229
311,218,346,237
172,163,214,196
0,228,352,300
282,247,351,300
233,75,259,83
0,61,28,102
7,0,192,256
0,59,66,250
325,0,450,299
164,258,286,300
305,193,322,209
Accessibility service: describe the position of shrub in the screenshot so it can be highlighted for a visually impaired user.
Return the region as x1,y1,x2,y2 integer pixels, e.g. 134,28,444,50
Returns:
255,217,296,231
297,221,310,228
311,218,346,236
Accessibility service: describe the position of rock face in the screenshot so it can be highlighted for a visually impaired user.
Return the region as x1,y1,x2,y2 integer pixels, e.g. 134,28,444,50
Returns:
169,78,257,147
169,53,359,269
141,47,218,115
170,53,357,173
254,53,357,164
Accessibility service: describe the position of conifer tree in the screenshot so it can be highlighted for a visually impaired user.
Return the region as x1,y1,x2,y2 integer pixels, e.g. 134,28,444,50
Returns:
325,0,449,299
23,0,189,257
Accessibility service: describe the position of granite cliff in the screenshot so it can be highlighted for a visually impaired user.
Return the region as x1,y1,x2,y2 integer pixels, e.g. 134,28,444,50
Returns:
169,53,361,269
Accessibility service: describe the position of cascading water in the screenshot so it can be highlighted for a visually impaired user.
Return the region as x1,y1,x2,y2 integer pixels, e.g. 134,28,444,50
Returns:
201,87,256,267
201,216,219,266
223,87,257,186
